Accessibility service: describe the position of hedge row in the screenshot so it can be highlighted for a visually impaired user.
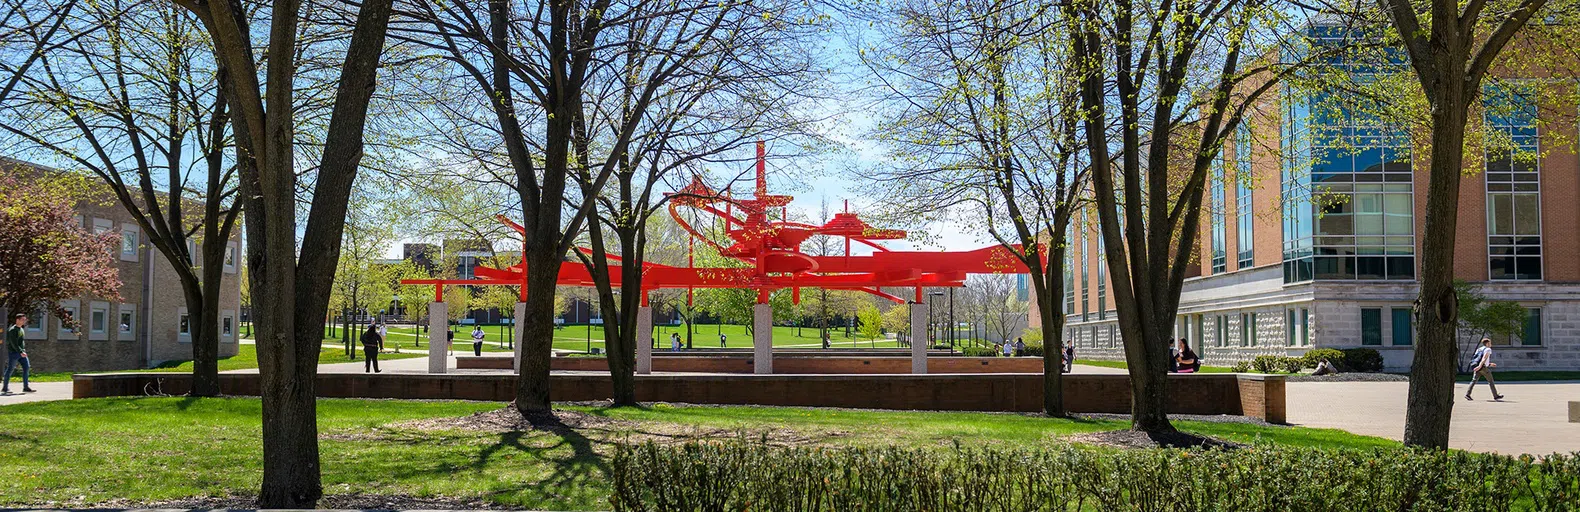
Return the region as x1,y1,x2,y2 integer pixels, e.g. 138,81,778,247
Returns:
611,442,1580,511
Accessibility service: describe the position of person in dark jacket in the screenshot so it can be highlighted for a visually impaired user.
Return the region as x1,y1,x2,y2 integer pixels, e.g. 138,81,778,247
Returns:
1175,338,1201,373
362,324,383,373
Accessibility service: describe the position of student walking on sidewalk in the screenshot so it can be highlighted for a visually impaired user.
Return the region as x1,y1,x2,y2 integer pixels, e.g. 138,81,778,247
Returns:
3,314,34,394
1466,338,1503,401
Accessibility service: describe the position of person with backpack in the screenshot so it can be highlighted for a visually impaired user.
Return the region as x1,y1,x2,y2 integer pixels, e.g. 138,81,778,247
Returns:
3,313,34,394
1466,338,1504,401
361,323,383,373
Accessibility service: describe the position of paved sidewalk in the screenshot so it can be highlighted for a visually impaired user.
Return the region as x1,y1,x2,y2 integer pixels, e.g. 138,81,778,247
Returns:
0,381,72,406
1287,380,1580,455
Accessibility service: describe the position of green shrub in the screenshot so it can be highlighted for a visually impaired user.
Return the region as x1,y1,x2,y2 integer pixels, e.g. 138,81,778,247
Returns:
960,346,997,357
1251,355,1282,373
1277,356,1305,374
1021,344,1045,357
1341,348,1385,372
1302,348,1345,369
1231,361,1252,373
610,442,1580,511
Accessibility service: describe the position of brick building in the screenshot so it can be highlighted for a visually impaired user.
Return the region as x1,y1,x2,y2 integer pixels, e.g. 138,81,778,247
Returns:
1,158,243,373
1043,27,1580,371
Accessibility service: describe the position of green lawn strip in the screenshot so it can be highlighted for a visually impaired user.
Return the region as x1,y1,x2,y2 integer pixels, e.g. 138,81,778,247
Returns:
1452,370,1580,382
22,345,424,383
1076,359,1237,373
0,397,1394,509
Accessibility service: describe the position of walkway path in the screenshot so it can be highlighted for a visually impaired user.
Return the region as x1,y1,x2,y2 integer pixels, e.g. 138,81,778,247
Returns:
1287,380,1580,455
0,381,73,406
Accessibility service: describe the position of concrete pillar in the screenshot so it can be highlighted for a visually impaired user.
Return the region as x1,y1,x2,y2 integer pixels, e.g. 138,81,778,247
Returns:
753,303,773,374
512,302,526,373
428,302,448,374
910,302,928,374
636,306,654,374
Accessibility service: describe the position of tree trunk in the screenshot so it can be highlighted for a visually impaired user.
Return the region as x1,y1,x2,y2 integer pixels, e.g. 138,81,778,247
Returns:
1405,92,1471,449
515,251,563,415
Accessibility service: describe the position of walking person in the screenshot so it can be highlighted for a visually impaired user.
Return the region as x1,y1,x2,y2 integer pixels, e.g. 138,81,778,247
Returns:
446,330,455,356
1466,338,1504,401
1002,340,1014,357
3,313,34,394
361,323,383,373
471,325,486,356
670,332,681,352
719,333,727,348
1062,342,1075,373
1014,338,1025,357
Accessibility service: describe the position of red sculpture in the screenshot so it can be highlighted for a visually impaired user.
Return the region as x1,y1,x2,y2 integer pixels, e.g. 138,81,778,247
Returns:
403,142,1031,305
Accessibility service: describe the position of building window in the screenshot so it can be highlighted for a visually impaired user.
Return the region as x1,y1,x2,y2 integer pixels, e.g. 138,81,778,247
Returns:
1080,217,1090,322
120,225,139,262
1211,159,1228,273
186,240,199,267
1391,307,1413,346
1520,308,1542,346
26,304,46,336
1215,315,1227,347
59,301,80,340
1484,84,1541,281
90,303,108,340
1361,308,1382,345
1286,309,1297,346
223,317,234,338
179,312,191,340
1064,227,1075,315
118,303,136,342
1235,124,1255,269
1300,308,1310,346
1284,35,1413,283
1096,234,1106,320
224,242,239,274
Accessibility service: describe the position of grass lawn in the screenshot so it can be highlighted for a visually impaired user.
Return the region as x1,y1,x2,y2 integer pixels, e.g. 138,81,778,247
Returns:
1075,358,1237,373
0,397,1395,509
1453,370,1580,382
373,323,912,353
22,344,424,383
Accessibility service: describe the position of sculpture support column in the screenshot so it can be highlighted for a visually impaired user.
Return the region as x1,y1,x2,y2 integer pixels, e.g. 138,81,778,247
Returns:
513,302,526,373
753,303,773,374
636,306,654,374
910,301,928,374
428,302,448,374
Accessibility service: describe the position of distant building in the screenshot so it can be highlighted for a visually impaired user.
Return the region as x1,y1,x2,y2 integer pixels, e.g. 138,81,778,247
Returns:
1042,26,1580,371
0,158,242,373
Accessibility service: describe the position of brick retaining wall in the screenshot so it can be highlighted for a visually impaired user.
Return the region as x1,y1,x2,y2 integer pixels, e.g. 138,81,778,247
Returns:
72,371,1285,423
458,355,1048,373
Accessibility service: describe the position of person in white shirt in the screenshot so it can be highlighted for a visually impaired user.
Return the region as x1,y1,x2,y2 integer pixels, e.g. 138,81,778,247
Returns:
1465,338,1504,401
471,326,486,356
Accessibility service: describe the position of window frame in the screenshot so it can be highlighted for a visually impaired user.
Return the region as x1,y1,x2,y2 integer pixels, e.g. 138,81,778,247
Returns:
119,224,140,262
1361,308,1382,346
117,303,137,342
89,301,110,341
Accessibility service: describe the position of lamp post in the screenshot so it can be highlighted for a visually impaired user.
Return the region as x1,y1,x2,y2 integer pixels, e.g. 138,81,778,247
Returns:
948,287,956,355
928,290,945,351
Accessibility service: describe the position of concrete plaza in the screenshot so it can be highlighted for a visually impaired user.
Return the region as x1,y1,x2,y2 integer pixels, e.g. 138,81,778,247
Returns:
1287,380,1580,455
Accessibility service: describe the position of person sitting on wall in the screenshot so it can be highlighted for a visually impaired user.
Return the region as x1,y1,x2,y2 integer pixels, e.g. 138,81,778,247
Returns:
1175,338,1201,373
1167,338,1180,372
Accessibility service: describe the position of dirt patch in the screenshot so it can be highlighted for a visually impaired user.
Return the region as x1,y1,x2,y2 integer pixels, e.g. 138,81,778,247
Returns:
390,405,633,435
1065,429,1243,450
93,492,508,510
